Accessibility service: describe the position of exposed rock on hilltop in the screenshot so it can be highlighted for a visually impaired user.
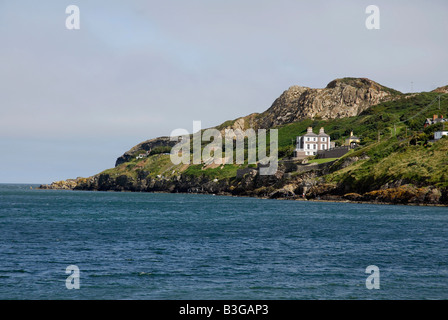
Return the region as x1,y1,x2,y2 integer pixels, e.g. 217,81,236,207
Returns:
432,85,448,94
114,77,401,166
38,77,448,206
255,77,399,128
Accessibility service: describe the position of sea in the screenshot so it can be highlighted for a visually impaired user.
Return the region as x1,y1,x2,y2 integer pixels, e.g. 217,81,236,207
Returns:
0,183,447,300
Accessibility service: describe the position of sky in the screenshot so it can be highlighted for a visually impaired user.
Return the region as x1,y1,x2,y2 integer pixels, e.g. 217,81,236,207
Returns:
0,0,447,184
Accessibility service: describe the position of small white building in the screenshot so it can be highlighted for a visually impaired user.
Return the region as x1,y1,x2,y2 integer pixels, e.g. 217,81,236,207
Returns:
294,127,331,159
434,131,448,140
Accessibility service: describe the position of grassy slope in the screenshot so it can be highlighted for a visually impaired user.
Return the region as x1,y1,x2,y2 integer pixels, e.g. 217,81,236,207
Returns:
97,91,448,191
100,154,244,181
101,154,183,179
325,136,448,192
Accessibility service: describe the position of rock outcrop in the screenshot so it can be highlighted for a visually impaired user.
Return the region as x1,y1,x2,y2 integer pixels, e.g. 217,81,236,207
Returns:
114,77,399,167
39,77,448,206
39,159,448,206
432,85,448,94
256,78,397,129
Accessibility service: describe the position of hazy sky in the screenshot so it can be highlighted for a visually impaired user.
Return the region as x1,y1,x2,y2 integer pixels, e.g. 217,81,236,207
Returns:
1,0,447,183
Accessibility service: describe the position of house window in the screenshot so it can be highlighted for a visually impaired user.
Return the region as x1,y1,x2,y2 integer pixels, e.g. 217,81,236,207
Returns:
321,144,326,150
313,144,317,149
322,137,326,142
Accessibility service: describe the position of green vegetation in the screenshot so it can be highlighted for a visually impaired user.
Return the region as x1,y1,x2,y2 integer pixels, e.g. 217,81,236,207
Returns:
100,154,184,180
325,136,448,191
149,146,172,155
104,90,448,190
183,164,241,180
214,119,237,131
308,158,339,164
275,92,448,149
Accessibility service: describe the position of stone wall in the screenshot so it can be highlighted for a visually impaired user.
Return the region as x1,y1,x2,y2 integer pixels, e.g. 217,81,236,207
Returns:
317,146,350,159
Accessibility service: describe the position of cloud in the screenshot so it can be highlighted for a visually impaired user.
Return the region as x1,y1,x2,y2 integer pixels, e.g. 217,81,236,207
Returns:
0,0,447,183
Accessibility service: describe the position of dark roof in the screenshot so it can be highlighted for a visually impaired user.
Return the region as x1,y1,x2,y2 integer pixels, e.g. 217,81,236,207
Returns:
425,118,447,125
303,132,318,137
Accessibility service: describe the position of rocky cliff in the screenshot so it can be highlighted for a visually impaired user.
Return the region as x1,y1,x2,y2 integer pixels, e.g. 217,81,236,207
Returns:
38,77,448,206
114,77,400,166
255,77,398,129
432,85,448,94
39,156,448,206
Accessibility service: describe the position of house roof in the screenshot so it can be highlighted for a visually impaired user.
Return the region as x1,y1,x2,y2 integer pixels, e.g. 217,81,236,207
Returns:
298,127,330,138
303,132,318,137
318,133,329,137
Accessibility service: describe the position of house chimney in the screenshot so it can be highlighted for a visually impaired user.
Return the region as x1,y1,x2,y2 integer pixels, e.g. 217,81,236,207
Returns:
319,127,325,134
433,114,438,121
350,131,354,137
307,127,313,133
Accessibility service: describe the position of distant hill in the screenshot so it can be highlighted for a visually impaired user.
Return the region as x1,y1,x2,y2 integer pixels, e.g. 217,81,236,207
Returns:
115,77,401,166
40,78,448,205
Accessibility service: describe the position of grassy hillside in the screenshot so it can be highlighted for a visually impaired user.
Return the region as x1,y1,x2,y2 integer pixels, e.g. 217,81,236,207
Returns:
275,92,448,154
326,136,448,193
97,91,448,188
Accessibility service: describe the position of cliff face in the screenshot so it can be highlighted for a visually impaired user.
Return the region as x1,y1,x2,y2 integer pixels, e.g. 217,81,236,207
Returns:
39,159,448,206
255,78,397,129
432,85,448,94
114,77,400,166
40,77,448,205
39,161,332,198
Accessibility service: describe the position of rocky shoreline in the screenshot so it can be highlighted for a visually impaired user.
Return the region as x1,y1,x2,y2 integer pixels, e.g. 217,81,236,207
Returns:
38,78,448,208
39,160,448,207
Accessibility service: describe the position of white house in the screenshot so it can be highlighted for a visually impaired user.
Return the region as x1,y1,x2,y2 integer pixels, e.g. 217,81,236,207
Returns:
294,127,331,159
434,131,448,141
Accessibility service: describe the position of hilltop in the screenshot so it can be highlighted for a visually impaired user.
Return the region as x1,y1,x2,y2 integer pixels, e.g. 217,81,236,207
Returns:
40,78,448,205
115,77,399,166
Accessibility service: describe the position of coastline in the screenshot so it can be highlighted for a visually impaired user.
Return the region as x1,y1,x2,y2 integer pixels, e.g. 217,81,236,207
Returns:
35,185,448,207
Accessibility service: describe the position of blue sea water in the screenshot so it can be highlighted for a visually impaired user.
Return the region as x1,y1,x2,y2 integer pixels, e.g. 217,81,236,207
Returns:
0,183,447,300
